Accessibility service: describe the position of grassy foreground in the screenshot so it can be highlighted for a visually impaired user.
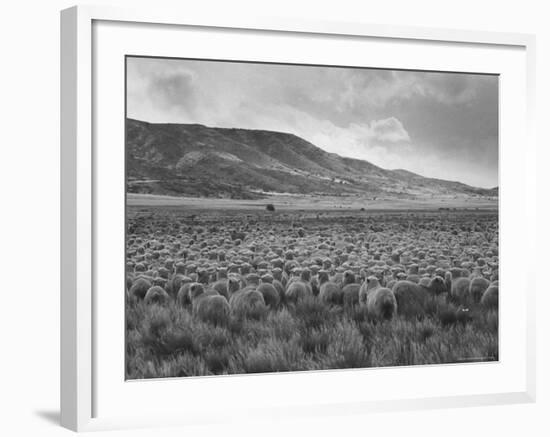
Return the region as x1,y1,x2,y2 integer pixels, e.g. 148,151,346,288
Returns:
126,295,498,379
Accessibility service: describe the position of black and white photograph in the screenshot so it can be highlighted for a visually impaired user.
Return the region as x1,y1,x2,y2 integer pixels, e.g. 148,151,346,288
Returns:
125,56,499,379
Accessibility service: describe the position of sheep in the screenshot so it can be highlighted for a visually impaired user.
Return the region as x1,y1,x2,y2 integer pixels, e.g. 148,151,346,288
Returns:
450,277,471,302
216,267,228,280
444,271,452,293
285,280,310,303
271,278,285,303
392,280,430,318
129,277,152,300
481,283,498,309
167,274,191,297
230,288,267,319
272,267,287,288
256,282,280,308
157,267,170,279
245,273,260,287
176,281,194,306
189,283,230,326
210,279,230,300
362,276,397,320
286,269,313,301
469,277,490,303
421,276,447,296
418,277,431,287
318,270,343,305
405,274,420,284
339,270,359,307
226,275,241,297
144,285,170,305
309,274,320,297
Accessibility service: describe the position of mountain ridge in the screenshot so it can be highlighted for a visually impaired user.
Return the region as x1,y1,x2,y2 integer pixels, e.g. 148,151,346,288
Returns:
126,118,497,200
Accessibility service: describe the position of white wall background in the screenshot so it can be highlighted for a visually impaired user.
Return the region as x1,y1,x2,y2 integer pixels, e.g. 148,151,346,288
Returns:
0,0,546,435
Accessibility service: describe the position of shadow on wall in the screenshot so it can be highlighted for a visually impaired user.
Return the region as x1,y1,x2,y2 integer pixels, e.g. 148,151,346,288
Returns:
34,410,59,425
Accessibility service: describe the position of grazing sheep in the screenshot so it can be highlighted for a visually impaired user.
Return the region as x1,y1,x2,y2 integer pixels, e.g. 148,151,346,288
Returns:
230,288,267,318
310,275,320,297
450,267,464,280
216,267,228,280
444,271,452,293
363,276,397,320
174,262,186,275
469,277,490,303
342,282,360,308
256,282,280,308
271,279,285,303
481,283,498,309
392,280,430,318
134,263,147,273
152,277,168,288
176,282,193,306
245,273,260,286
418,277,431,287
210,279,230,300
157,267,170,279
421,276,447,296
190,283,230,326
226,276,241,296
285,280,310,303
144,286,170,305
167,274,191,297
318,270,343,305
272,267,286,288
451,277,471,302
129,277,152,300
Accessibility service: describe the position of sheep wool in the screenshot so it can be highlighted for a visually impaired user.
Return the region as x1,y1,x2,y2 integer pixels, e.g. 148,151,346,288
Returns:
256,282,280,308
469,277,490,303
193,293,231,326
367,286,397,320
481,284,498,309
144,286,170,305
392,280,430,318
129,277,152,300
451,277,471,302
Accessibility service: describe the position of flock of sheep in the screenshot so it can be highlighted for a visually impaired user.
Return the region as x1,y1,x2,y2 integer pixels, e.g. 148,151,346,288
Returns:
127,209,499,330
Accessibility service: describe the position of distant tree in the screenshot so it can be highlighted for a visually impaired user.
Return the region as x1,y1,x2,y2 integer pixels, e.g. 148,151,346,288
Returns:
266,204,275,212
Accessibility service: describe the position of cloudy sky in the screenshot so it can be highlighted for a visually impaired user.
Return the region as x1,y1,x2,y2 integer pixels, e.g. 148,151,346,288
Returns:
127,57,498,188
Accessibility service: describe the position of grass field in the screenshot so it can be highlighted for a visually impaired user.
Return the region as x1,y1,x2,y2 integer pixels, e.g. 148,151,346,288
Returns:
125,200,499,379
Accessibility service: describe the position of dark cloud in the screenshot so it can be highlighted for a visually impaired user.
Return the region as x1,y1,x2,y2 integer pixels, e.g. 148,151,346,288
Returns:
147,70,197,113
126,57,498,188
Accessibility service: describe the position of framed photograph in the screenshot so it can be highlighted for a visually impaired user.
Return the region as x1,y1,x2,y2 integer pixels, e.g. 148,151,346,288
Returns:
61,5,536,432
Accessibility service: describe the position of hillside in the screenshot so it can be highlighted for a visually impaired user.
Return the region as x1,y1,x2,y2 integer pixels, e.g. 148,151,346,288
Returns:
126,118,497,200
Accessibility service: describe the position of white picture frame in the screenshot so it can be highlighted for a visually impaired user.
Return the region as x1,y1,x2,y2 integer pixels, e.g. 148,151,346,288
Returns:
60,5,536,432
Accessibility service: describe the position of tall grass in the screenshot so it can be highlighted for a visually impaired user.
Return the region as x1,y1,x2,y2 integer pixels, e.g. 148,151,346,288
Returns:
126,295,498,379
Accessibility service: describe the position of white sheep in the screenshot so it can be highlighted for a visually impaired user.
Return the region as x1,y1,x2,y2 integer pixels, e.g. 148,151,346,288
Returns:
363,276,397,320
469,277,490,303
481,283,498,309
392,280,430,318
144,285,170,305
189,283,231,326
318,270,343,305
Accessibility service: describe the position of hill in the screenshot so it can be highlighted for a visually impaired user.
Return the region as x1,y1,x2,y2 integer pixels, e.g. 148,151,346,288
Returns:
126,118,497,201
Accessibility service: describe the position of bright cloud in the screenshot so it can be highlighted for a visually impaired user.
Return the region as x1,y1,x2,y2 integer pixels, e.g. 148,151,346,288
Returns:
126,57,498,188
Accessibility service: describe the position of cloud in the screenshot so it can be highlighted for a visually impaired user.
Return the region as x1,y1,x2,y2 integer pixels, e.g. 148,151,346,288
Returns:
368,117,411,143
126,57,498,187
147,69,196,111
